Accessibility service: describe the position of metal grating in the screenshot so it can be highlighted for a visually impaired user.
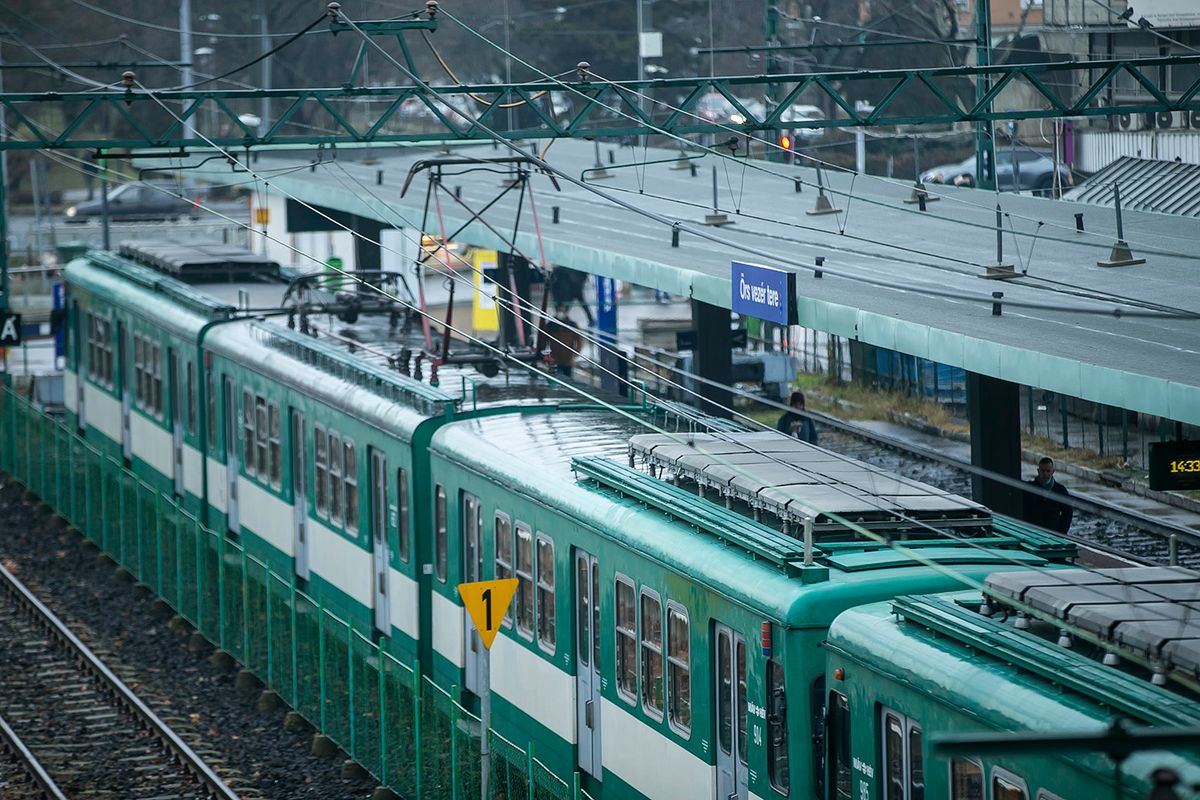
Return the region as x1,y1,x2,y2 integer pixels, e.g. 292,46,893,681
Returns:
572,456,819,576
629,431,989,534
984,566,1200,681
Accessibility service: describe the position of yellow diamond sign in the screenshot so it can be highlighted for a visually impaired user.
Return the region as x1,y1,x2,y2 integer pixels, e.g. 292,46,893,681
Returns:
458,578,519,650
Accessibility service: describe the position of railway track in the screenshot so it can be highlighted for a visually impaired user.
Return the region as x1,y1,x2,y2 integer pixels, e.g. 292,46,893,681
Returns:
816,422,1200,567
0,562,240,800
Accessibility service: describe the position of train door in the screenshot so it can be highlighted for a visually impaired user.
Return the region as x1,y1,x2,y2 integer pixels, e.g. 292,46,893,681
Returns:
168,349,183,495
714,623,748,800
222,376,240,534
118,321,131,460
72,302,85,430
880,708,924,800
575,549,601,777
370,448,391,634
462,493,484,694
291,408,310,580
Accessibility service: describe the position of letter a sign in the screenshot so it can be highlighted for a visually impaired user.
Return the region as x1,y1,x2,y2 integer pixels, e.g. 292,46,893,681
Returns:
0,313,22,346
458,578,519,649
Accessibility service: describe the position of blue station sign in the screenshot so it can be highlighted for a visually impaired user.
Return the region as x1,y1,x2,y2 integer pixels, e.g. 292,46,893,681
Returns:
731,260,796,325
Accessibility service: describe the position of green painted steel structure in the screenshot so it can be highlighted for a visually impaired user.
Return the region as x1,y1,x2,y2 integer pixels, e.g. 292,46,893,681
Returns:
0,56,1198,152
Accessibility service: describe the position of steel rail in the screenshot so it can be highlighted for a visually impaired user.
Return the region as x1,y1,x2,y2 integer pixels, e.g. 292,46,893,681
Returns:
0,562,241,800
0,713,69,800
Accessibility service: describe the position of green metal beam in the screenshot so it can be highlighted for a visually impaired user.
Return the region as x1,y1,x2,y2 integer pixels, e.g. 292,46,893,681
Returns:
0,55,1198,151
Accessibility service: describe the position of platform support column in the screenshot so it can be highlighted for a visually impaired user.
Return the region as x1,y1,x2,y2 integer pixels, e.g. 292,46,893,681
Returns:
967,371,1022,517
691,299,732,419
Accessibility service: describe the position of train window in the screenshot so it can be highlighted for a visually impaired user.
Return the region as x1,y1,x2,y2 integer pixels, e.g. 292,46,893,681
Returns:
950,759,983,800
134,337,145,405
1036,792,1065,800
242,390,255,472
397,469,410,563
992,769,1027,800
515,525,534,639
767,660,788,795
666,604,690,735
536,534,555,653
434,485,446,583
909,725,923,800
89,314,113,388
314,426,328,517
343,440,357,533
639,589,663,719
885,714,904,799
268,403,281,489
255,397,268,477
614,576,637,704
737,638,747,767
494,514,512,626
150,342,162,415
186,362,196,436
329,432,343,526
717,629,733,756
883,708,923,800
828,690,852,800
206,369,216,449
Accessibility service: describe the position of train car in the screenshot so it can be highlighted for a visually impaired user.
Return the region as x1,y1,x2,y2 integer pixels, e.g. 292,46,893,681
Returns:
58,241,1089,798
824,567,1200,799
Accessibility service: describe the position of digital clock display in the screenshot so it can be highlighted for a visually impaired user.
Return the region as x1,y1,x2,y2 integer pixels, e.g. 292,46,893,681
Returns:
1149,441,1200,491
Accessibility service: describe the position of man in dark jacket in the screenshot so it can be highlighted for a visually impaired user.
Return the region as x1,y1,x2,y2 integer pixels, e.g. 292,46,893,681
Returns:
1024,457,1073,533
776,391,818,445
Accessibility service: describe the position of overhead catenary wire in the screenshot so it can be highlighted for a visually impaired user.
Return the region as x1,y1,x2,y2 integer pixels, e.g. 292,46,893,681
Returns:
436,7,1200,263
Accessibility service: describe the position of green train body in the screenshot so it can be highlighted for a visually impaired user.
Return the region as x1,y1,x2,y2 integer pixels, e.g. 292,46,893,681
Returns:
54,246,1200,799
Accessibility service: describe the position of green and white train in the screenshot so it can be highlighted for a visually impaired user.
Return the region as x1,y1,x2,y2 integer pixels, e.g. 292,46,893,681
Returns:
59,242,1200,799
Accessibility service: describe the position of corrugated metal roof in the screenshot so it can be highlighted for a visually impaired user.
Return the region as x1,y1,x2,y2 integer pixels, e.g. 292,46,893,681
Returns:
1066,156,1200,218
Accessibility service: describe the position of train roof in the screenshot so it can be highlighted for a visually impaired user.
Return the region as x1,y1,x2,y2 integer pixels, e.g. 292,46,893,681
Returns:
432,409,1058,625
827,593,1200,794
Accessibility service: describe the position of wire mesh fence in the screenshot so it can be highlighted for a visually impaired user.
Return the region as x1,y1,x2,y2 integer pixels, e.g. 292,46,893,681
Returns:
0,384,593,800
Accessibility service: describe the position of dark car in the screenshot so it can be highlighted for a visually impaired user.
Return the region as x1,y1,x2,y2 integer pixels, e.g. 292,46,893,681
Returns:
65,181,198,223
920,149,1074,195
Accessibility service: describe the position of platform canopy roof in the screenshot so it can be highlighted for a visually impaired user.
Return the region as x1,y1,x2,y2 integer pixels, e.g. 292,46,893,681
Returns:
151,140,1200,425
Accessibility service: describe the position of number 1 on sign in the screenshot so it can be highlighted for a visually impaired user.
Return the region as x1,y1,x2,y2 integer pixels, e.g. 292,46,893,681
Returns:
458,578,518,650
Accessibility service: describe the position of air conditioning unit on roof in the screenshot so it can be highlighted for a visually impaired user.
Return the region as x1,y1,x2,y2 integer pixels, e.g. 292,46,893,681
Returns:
1151,110,1189,130
1114,112,1148,131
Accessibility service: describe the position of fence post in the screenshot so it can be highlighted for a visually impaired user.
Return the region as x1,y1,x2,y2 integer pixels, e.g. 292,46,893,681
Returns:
242,547,251,666
377,638,387,785
347,624,355,758
1169,534,1179,566
217,530,226,651
155,493,163,595
574,770,581,800
413,666,423,800
290,578,299,709
318,597,328,733
265,564,273,694
450,689,458,800
526,742,535,797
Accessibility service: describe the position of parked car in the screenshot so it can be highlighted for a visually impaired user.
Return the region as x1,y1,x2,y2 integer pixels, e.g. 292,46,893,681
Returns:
778,104,825,141
64,181,198,223
920,148,1073,195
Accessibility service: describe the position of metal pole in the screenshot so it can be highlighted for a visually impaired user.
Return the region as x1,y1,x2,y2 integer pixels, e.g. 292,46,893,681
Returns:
503,0,514,133
975,0,995,190
257,0,270,131
711,165,719,212
481,648,491,800
30,157,43,265
995,204,1003,264
855,129,865,174
180,0,194,140
0,36,8,323
1113,181,1125,240
100,163,111,251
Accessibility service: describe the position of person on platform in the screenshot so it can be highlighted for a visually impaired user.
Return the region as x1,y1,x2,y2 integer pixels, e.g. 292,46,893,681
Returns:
545,306,584,379
549,266,595,327
1024,457,1073,533
777,390,818,445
